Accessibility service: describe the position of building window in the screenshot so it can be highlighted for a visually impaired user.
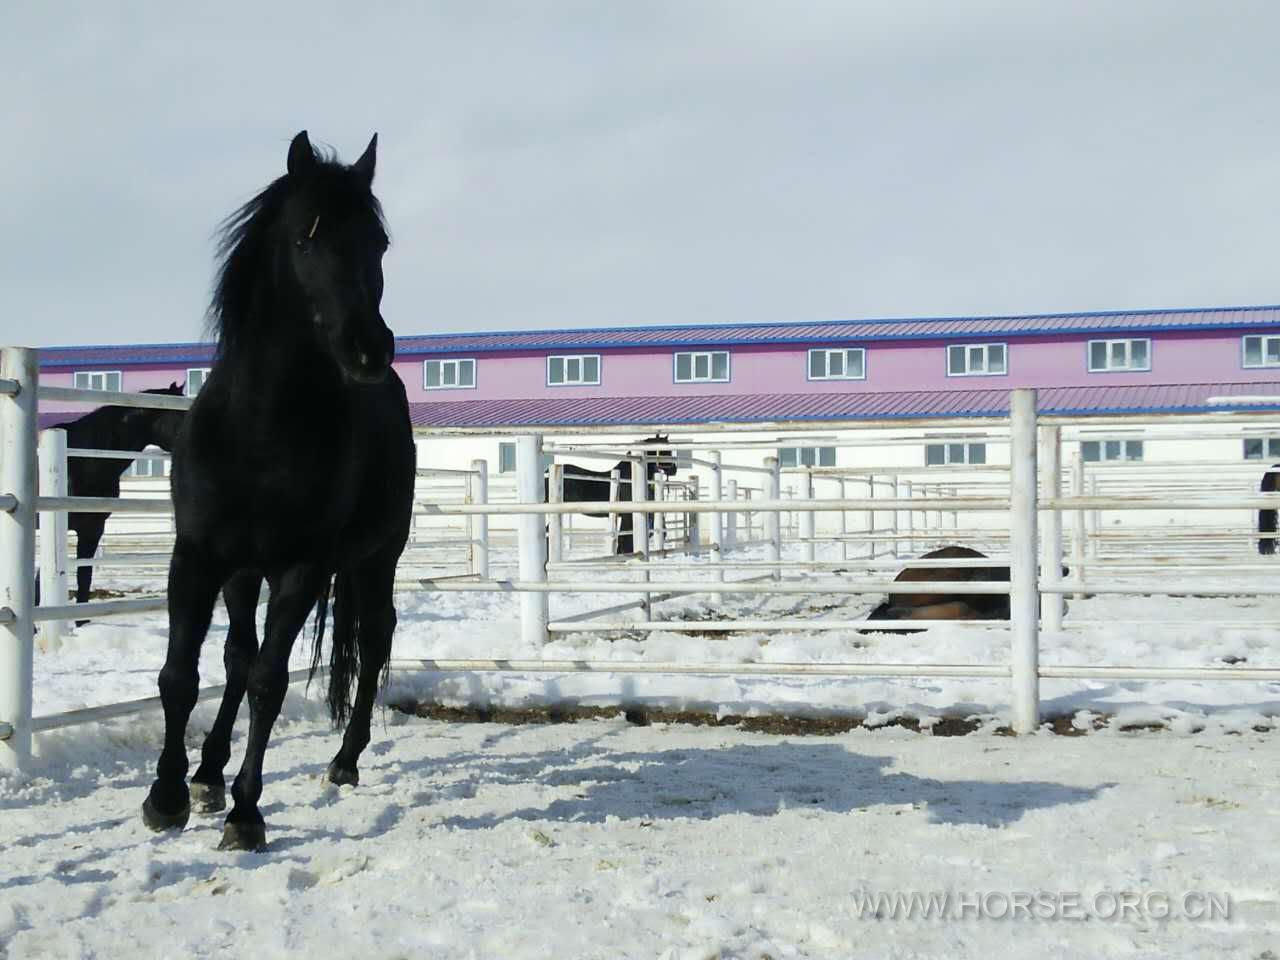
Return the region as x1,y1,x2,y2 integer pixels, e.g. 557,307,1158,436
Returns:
946,343,1006,376
424,358,476,390
1244,437,1280,460
674,351,730,383
925,442,987,466
126,445,167,478
1081,439,1143,462
74,371,122,392
807,348,865,381
547,354,601,386
1243,335,1280,368
1088,338,1150,372
186,367,212,396
779,446,836,468
497,442,554,475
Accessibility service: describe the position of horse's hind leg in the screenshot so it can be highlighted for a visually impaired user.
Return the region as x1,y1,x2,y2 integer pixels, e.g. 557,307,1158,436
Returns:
616,513,634,555
220,563,326,852
190,571,263,813
142,538,226,832
327,550,398,787
73,515,106,627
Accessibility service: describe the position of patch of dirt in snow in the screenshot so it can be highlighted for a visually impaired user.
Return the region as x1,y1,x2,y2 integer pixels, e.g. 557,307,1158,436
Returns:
387,700,1276,739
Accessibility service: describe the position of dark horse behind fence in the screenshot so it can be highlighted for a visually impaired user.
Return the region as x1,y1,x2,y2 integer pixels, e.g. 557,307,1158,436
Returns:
550,437,678,554
142,131,416,852
36,385,185,624
1259,464,1279,555
863,545,1069,630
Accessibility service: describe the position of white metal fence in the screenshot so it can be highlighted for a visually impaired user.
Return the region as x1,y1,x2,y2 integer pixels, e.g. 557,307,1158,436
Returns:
3,344,1280,771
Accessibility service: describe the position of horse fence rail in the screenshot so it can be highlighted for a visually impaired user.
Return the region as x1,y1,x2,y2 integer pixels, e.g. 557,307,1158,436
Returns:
4,342,1280,771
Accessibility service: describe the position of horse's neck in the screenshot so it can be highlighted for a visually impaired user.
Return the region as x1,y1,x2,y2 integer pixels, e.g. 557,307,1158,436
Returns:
71,411,146,454
221,331,345,423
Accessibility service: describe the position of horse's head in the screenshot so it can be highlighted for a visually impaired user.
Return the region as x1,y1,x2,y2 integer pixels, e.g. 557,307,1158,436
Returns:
212,130,394,385
281,131,393,384
641,434,679,477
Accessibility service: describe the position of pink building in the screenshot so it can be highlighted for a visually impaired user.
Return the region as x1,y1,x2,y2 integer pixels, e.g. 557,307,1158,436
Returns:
36,303,1280,428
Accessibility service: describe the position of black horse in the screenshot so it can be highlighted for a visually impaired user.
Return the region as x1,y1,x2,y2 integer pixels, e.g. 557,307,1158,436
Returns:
142,131,416,852
38,385,185,624
551,436,678,554
1259,465,1279,555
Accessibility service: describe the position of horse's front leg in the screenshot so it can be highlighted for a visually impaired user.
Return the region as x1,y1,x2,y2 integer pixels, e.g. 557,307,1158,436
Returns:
190,571,263,813
220,563,326,852
142,537,225,831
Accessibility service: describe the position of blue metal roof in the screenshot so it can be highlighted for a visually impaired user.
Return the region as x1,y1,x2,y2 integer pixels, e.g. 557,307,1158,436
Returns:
36,303,1280,367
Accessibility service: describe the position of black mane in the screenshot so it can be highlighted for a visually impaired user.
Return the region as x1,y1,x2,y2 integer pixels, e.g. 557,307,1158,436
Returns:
207,152,388,358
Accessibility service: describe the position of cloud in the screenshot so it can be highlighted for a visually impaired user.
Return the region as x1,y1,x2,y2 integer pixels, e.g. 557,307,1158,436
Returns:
3,1,1279,347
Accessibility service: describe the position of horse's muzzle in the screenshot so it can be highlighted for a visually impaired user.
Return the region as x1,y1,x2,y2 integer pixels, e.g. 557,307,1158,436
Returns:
341,329,394,384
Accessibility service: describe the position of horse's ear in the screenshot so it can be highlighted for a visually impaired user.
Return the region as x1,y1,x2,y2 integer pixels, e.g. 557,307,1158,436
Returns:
352,133,377,186
287,131,316,176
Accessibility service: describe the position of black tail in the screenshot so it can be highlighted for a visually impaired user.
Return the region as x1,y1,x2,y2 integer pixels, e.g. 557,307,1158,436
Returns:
308,572,362,725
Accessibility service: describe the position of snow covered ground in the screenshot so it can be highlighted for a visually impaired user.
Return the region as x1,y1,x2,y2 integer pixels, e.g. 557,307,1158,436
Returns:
3,555,1278,957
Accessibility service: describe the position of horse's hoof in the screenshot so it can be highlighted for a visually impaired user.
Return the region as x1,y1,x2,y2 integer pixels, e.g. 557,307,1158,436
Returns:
189,781,226,814
326,762,359,787
218,820,267,852
141,794,190,833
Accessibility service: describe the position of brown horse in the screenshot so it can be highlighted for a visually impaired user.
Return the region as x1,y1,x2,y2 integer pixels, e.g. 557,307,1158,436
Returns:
864,545,1069,630
865,546,1013,625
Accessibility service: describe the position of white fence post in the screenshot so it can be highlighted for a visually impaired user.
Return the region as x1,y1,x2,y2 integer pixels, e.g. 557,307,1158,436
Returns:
726,478,739,551
889,476,900,559
903,479,914,556
1039,425,1065,631
1088,472,1101,558
547,463,564,565
800,469,816,564
1009,388,1040,734
1,347,37,769
653,472,667,554
516,435,548,647
37,429,69,652
1071,451,1086,599
469,459,489,580
838,478,849,562
631,457,651,620
608,468,621,556
709,452,724,599
764,456,781,578
866,475,877,560
686,473,700,556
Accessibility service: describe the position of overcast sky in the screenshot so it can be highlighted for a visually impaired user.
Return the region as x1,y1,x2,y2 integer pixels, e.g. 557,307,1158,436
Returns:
4,2,1279,347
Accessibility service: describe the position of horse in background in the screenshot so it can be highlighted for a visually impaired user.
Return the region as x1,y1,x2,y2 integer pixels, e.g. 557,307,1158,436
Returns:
550,435,679,554
863,545,1069,630
1259,465,1279,555
865,546,1013,624
142,131,416,852
36,384,185,623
